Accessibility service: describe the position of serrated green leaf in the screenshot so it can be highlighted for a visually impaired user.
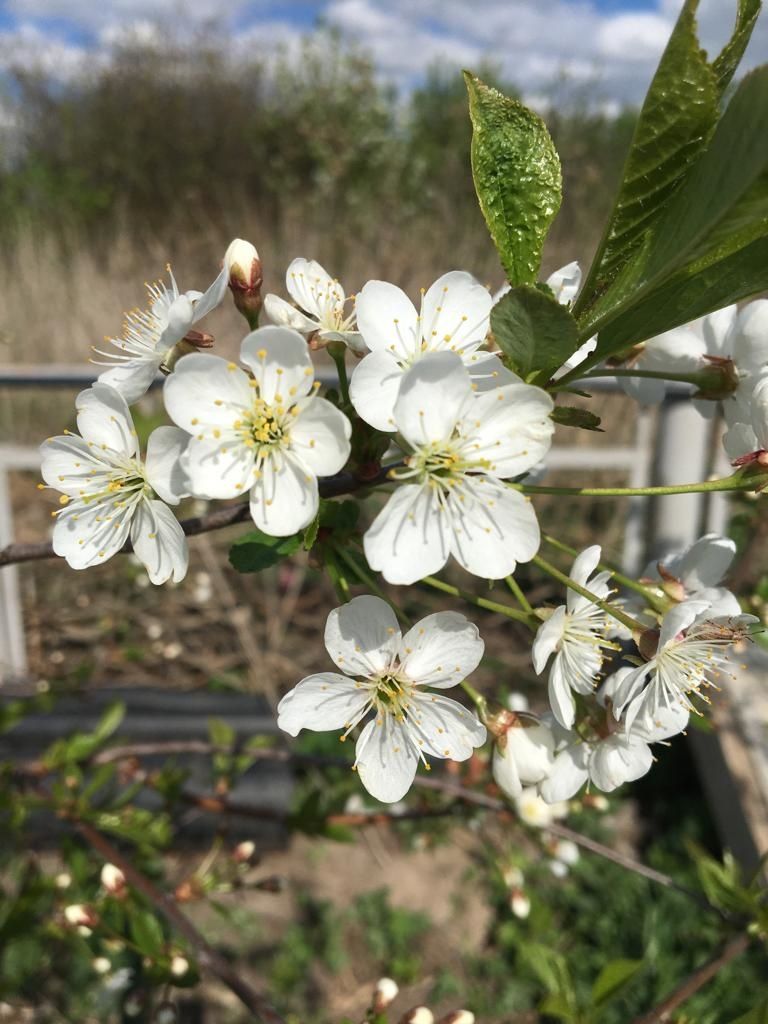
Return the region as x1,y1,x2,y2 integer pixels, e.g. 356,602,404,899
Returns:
576,0,718,325
129,906,166,957
303,512,320,551
551,406,602,431
491,286,578,384
712,0,762,96
465,73,561,285
229,528,302,573
590,958,643,1008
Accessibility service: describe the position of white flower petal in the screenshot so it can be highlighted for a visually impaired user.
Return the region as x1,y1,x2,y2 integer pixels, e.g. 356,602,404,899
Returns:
548,657,577,729
240,326,314,405
702,305,738,358
98,358,160,405
677,534,736,591
493,744,522,797
468,383,554,477
589,735,652,792
408,693,486,760
420,270,492,355
546,261,581,305
286,258,341,318
532,606,566,674
75,384,138,457
130,499,188,584
732,300,768,374
40,435,105,495
164,354,253,432
289,397,351,476
277,673,370,736
448,481,540,579
52,496,135,570
540,744,590,803
249,453,318,535
658,600,710,648
355,716,419,803
466,352,520,389
324,595,402,676
263,293,319,333
399,611,484,688
394,352,472,446
181,437,253,499
144,426,189,505
364,484,451,585
349,350,404,432
355,280,419,359
189,266,228,323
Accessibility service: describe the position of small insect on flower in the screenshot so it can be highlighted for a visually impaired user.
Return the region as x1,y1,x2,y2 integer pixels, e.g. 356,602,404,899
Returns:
277,595,487,803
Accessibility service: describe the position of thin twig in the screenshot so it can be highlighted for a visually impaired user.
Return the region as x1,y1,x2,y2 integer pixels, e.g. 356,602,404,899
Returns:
73,819,287,1024
631,932,751,1024
0,467,390,569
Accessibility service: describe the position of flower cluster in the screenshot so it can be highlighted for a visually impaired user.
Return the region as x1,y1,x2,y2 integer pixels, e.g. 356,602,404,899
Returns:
40,243,758,807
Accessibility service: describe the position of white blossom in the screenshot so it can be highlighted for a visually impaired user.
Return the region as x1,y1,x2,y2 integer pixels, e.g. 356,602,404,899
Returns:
163,326,351,536
723,372,768,463
541,668,689,802
611,602,757,730
264,258,364,353
532,546,613,729
277,596,487,803
96,263,228,403
645,533,741,618
40,384,189,584
363,352,553,584
351,270,515,432
618,323,708,405
515,786,567,827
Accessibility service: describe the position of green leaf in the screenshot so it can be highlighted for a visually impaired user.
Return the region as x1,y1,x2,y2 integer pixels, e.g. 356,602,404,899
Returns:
729,996,768,1023
303,513,320,551
590,958,644,1008
576,0,718,324
689,844,756,914
319,499,360,535
464,72,561,285
551,406,603,432
491,285,578,384
712,0,762,96
43,701,125,767
521,943,577,1015
208,717,235,749
129,906,166,957
229,528,302,573
538,993,578,1022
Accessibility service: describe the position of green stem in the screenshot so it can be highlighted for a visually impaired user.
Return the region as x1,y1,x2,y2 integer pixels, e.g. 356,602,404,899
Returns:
325,551,351,604
329,345,351,406
505,575,533,613
420,576,537,629
532,554,646,633
460,678,488,718
542,534,668,611
551,368,701,390
514,473,764,498
332,545,411,626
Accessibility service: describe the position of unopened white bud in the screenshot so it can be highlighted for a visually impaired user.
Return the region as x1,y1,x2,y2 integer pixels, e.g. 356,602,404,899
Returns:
224,239,260,288
54,872,72,889
553,839,579,866
92,957,111,974
437,1012,476,1024
399,1008,434,1024
510,890,531,919
373,977,399,1012
233,840,256,864
548,859,569,879
170,955,189,978
101,863,126,895
492,717,556,799
64,904,98,928
502,865,524,889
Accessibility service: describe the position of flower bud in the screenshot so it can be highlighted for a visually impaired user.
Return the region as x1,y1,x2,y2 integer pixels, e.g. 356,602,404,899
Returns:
492,715,556,798
232,840,256,864
92,957,111,974
553,839,579,866
170,955,189,978
515,788,560,828
54,872,72,889
510,890,531,919
398,1008,434,1024
372,977,399,1013
437,1013,475,1024
225,238,263,327
502,864,524,889
101,863,127,896
64,903,98,929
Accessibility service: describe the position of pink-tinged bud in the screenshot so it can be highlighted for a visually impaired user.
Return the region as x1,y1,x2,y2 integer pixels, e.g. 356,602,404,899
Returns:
510,890,531,919
64,904,99,929
437,1012,475,1024
373,977,399,1013
224,238,263,327
398,1008,434,1024
233,840,256,864
100,863,127,896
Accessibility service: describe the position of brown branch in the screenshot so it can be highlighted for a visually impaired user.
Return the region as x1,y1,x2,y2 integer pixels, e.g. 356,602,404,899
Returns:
631,932,751,1024
0,466,390,569
74,819,287,1024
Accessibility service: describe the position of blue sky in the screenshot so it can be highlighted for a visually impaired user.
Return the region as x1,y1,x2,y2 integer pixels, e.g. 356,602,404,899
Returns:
0,0,765,104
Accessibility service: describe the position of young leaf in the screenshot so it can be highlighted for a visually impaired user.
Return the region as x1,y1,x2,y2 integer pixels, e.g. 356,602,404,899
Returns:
550,407,603,432
464,73,561,285
590,958,644,1008
229,528,302,573
491,286,578,384
575,0,718,324
712,0,762,96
